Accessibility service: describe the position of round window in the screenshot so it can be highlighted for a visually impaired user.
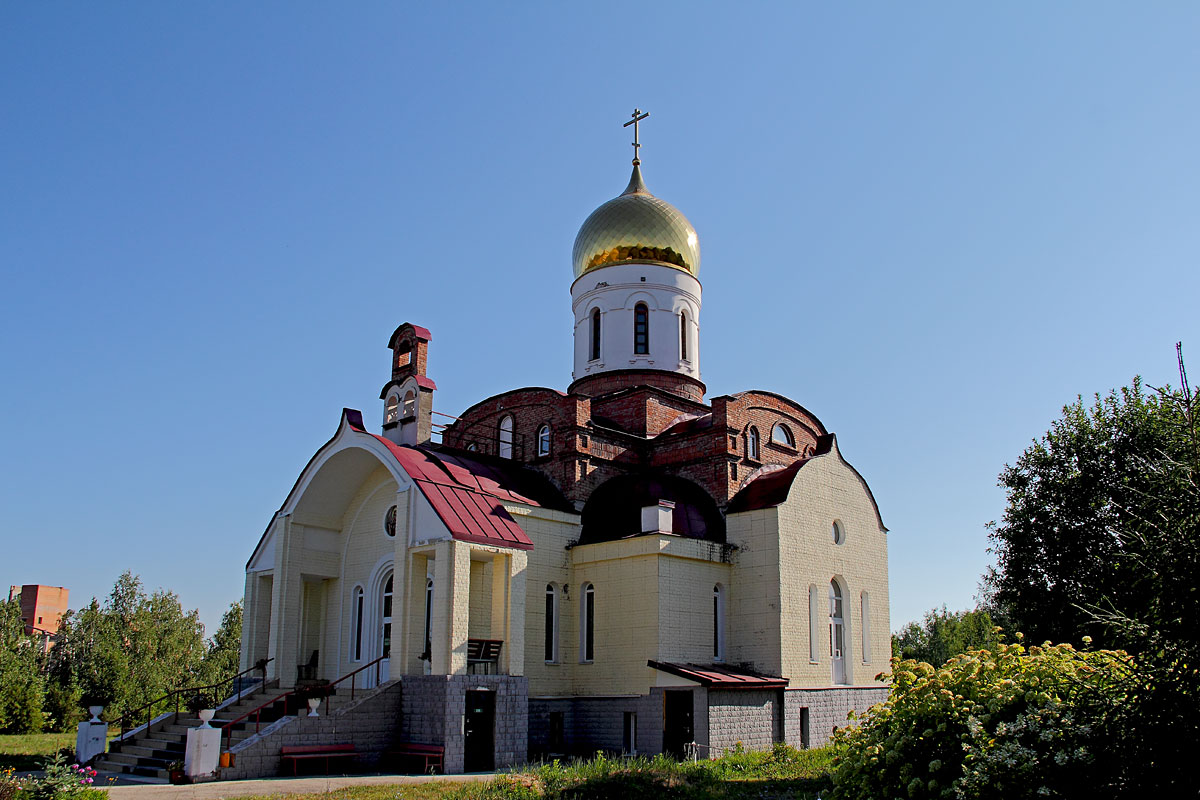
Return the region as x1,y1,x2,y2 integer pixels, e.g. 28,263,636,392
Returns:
384,505,397,537
832,520,844,545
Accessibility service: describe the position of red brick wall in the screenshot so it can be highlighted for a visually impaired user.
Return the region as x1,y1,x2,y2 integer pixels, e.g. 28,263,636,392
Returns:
570,370,705,403
441,384,831,510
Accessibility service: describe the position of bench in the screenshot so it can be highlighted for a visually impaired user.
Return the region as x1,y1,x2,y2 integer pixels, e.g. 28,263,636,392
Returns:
279,744,357,776
388,742,444,774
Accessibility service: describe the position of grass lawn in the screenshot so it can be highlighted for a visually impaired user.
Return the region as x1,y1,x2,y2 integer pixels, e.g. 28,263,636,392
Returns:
0,732,78,772
230,746,834,800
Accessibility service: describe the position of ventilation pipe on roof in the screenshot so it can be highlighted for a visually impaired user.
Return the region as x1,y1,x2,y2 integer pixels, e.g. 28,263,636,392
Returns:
641,499,675,535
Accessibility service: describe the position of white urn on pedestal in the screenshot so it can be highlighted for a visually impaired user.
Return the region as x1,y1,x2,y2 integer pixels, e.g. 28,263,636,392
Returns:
76,706,108,765
307,697,321,717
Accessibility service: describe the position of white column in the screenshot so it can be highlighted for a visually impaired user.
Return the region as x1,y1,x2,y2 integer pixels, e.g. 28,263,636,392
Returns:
431,539,470,675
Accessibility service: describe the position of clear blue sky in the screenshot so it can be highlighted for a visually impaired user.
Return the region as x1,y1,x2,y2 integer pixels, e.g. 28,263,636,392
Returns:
3,3,1198,637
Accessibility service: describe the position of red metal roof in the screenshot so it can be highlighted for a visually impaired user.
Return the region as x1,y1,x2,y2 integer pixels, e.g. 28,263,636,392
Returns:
647,661,788,689
345,410,535,550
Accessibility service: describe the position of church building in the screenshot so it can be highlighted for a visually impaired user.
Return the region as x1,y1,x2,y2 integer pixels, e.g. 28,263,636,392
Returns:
239,115,890,774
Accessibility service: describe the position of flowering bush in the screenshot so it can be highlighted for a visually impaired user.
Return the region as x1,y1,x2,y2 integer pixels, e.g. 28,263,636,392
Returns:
830,634,1130,799
3,752,107,800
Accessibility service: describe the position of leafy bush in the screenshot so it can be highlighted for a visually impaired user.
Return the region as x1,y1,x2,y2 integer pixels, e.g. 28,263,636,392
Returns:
830,635,1129,799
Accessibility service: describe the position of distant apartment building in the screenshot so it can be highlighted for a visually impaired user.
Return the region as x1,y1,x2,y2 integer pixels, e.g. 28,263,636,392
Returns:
8,584,69,645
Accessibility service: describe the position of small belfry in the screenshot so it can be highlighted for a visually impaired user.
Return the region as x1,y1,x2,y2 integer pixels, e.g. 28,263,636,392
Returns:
379,322,436,445
570,108,704,401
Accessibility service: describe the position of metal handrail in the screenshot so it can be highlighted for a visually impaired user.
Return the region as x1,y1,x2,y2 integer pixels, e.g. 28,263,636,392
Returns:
112,658,273,738
221,654,386,750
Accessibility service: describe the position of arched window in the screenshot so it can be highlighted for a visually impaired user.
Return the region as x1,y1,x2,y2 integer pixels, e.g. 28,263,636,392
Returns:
402,390,416,418
498,415,514,459
830,580,846,684
747,426,760,460
381,574,393,661
385,394,400,425
680,311,688,361
861,591,871,664
580,583,595,662
353,586,365,661
537,425,551,457
771,423,795,448
590,308,601,361
808,584,820,663
544,584,559,662
421,578,434,661
395,342,412,369
713,584,725,661
832,520,845,545
633,303,649,355
465,442,478,452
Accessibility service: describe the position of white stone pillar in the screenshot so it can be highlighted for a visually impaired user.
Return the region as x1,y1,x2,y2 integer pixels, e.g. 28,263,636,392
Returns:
268,515,303,688
431,539,470,675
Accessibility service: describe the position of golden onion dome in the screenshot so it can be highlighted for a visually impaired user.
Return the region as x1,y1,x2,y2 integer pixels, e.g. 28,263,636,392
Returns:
572,164,700,280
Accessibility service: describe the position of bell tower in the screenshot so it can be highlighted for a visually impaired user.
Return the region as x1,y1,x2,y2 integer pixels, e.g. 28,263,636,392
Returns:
379,323,437,445
568,110,704,402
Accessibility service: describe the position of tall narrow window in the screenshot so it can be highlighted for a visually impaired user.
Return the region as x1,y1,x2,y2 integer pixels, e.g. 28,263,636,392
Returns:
747,426,760,460
808,584,820,663
680,311,688,361
581,583,595,662
537,425,551,457
402,390,416,418
498,415,514,459
713,584,725,661
830,580,846,684
381,575,393,660
422,578,433,660
590,308,601,361
861,591,871,663
353,586,364,661
544,584,558,662
623,712,638,754
634,303,649,354
385,394,400,425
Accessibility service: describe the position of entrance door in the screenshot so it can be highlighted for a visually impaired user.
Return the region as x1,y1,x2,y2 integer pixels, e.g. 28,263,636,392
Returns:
663,690,694,758
379,574,393,683
464,690,495,772
830,580,845,685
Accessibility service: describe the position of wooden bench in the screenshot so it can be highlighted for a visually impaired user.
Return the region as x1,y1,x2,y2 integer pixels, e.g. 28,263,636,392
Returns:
388,742,444,774
279,744,357,776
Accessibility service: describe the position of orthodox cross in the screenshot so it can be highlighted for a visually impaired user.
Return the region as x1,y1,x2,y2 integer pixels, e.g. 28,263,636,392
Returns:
623,108,649,164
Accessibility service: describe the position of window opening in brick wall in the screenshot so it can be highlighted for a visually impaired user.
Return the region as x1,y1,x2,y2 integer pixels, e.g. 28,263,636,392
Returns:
385,394,400,426
353,586,364,661
581,583,595,662
830,579,846,684
402,390,416,418
421,578,433,661
498,415,514,459
808,584,820,663
713,583,726,661
634,303,649,354
771,423,795,448
380,574,393,661
623,711,638,754
544,583,559,662
680,311,688,361
861,590,871,663
747,426,760,460
537,424,551,457
590,308,601,361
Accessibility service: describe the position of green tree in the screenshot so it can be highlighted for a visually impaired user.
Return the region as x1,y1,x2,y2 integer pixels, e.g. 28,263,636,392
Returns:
0,597,47,733
984,375,1196,650
982,349,1200,794
891,605,999,665
198,600,242,687
47,572,207,721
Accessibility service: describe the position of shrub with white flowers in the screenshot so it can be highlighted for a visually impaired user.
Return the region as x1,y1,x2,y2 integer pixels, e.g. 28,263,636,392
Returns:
830,633,1130,799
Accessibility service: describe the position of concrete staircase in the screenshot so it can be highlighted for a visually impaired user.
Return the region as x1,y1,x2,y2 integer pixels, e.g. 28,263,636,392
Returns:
94,682,288,782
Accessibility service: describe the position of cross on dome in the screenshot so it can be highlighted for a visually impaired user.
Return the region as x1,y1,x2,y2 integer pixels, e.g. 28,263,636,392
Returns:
623,108,649,165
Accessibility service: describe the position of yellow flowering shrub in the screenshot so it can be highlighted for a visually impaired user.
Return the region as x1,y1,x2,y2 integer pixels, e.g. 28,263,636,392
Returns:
830,633,1130,799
